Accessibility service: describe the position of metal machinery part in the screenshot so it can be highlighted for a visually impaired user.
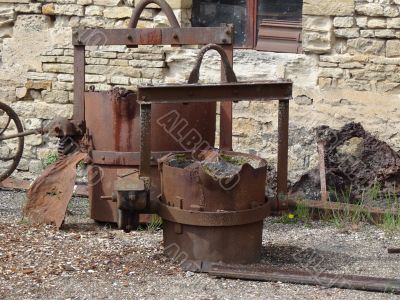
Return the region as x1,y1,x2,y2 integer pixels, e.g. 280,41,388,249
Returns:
159,151,270,268
138,44,292,267
0,104,79,181
72,0,234,230
0,102,25,182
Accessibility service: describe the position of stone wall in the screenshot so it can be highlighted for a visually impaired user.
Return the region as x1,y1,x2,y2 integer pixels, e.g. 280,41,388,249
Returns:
303,0,400,93
0,0,399,185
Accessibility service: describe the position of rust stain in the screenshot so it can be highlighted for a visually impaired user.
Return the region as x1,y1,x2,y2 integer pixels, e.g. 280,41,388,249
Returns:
23,152,87,228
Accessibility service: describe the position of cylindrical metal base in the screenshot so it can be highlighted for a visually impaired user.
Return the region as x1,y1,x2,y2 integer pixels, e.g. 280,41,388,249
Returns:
163,220,264,270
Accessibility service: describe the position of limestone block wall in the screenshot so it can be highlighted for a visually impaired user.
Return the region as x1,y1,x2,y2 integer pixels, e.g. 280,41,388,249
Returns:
0,0,399,185
303,0,400,93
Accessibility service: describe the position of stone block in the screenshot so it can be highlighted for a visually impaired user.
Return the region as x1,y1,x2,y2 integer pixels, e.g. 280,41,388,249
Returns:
110,76,130,85
86,57,109,65
374,29,396,38
356,17,368,28
103,7,132,19
54,4,84,16
42,3,55,15
85,74,107,83
15,4,42,14
14,15,52,32
134,0,192,9
387,18,400,29
367,18,386,28
42,63,74,74
355,3,384,16
93,0,122,6
302,31,332,54
85,6,104,16
334,28,359,38
57,74,74,82
386,40,400,57
77,0,93,4
128,60,165,68
333,17,354,28
303,16,332,31
360,30,374,38
319,67,344,78
42,90,69,103
347,38,385,55
303,0,354,16
384,6,399,18
25,80,52,90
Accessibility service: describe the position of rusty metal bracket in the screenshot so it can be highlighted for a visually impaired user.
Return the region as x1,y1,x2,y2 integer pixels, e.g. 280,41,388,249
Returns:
72,0,234,137
158,201,270,227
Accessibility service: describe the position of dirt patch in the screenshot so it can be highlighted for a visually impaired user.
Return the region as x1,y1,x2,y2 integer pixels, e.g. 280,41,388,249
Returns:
291,122,400,204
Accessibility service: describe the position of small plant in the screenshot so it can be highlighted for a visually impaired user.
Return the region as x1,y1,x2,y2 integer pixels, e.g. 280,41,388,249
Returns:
138,215,163,232
294,202,311,224
41,151,59,168
381,189,400,233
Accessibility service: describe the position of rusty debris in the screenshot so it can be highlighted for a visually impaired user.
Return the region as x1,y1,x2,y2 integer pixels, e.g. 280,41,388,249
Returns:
24,152,86,228
388,248,400,254
291,122,400,203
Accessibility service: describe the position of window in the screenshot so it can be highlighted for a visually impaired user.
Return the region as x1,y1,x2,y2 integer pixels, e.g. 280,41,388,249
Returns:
192,0,303,53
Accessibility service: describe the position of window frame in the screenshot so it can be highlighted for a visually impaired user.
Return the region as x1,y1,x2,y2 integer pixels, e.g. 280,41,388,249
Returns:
192,0,303,51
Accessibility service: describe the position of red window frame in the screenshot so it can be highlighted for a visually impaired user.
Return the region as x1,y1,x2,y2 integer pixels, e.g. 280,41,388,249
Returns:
192,0,303,53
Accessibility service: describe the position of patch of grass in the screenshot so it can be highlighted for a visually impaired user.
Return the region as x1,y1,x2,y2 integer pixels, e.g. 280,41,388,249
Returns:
381,189,400,233
328,188,373,229
138,215,163,232
274,202,311,225
41,152,59,168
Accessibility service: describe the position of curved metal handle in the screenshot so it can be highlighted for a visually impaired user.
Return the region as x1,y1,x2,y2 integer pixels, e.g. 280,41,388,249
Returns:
128,0,180,28
188,44,237,84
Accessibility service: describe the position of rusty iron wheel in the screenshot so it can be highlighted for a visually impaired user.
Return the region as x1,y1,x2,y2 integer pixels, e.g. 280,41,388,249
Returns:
0,102,24,182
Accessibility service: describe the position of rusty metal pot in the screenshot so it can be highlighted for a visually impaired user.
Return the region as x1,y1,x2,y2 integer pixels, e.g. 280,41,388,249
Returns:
158,150,270,270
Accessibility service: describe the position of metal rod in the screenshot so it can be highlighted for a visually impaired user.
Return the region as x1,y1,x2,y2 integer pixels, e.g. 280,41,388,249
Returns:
276,100,289,207
220,44,234,150
317,142,328,203
139,103,151,178
0,128,42,141
388,248,400,254
73,45,85,130
208,265,400,294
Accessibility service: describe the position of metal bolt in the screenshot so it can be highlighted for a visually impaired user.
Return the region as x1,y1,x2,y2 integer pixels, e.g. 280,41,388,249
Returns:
173,33,178,39
222,38,227,43
127,34,133,40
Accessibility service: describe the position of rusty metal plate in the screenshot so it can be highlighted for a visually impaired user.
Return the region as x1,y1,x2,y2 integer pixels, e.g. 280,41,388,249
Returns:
72,27,233,46
24,152,86,228
138,81,293,104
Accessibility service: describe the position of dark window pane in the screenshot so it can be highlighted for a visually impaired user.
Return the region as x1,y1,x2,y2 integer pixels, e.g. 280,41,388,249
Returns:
192,0,248,47
257,0,302,23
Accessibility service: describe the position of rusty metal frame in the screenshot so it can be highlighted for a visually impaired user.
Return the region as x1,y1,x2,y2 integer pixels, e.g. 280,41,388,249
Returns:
72,2,234,147
138,80,292,204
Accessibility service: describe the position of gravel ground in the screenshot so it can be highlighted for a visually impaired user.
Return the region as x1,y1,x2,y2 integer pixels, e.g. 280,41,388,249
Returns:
0,190,400,300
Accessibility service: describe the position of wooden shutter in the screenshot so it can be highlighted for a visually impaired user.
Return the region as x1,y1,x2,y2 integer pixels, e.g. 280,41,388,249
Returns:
256,19,302,53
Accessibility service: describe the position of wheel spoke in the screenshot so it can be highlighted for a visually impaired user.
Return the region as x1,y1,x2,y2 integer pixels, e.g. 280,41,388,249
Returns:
0,116,11,135
0,156,16,162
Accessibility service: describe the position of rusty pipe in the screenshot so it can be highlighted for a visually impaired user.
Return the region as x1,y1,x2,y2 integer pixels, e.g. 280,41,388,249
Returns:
128,0,180,29
188,44,237,84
